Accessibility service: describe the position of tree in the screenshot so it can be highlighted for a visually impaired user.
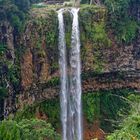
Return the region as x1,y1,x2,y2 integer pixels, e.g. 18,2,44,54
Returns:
0,119,61,140
14,0,31,12
107,95,140,140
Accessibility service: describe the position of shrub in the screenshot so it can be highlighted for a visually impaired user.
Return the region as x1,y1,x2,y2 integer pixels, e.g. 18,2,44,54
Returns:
107,95,140,140
104,0,138,44
0,119,61,140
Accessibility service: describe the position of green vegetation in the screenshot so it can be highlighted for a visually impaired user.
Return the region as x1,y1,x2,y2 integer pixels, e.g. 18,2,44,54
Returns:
15,99,60,128
79,6,109,73
92,22,111,47
0,0,28,32
107,95,140,140
100,90,132,132
80,0,138,44
1,90,139,139
0,51,20,98
104,0,138,44
15,105,37,121
0,43,7,55
46,77,59,87
0,1,139,139
83,89,133,132
31,13,58,73
15,89,135,133
83,93,100,123
0,87,8,99
64,12,72,48
39,99,60,128
79,6,109,45
0,119,60,140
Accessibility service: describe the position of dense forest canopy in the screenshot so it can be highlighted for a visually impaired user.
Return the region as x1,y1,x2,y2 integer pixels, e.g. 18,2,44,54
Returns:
0,0,44,26
0,0,139,40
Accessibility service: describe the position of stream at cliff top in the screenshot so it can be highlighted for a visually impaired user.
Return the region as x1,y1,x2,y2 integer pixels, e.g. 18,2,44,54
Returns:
58,8,83,140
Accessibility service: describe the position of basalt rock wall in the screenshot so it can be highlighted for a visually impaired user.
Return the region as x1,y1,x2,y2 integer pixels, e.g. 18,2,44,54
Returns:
0,6,139,115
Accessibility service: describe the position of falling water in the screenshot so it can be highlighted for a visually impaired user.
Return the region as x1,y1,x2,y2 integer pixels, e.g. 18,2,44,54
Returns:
68,8,83,140
57,9,68,140
57,8,82,140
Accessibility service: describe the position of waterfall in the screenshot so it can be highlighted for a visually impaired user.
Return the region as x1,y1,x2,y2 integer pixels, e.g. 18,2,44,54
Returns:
68,8,82,140
58,9,68,140
58,8,83,140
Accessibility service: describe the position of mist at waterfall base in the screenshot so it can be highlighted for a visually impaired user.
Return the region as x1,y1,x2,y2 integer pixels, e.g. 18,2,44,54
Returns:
58,8,83,140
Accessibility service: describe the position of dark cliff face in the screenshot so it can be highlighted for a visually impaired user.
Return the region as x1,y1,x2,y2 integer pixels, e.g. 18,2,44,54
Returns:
0,21,17,119
0,6,139,116
133,4,140,61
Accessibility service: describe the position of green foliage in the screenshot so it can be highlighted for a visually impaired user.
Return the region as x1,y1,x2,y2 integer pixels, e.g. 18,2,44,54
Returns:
107,95,140,140
15,105,36,121
9,15,23,32
7,64,20,88
104,0,138,44
83,93,100,123
0,0,28,32
39,99,60,128
0,43,7,55
0,87,8,99
79,7,110,73
32,13,59,74
93,22,111,47
15,99,60,128
83,89,133,132
64,12,72,48
104,0,131,15
80,7,110,47
0,43,20,100
100,89,132,132
0,119,61,140
46,30,56,46
117,20,138,43
44,12,58,47
50,63,59,73
15,89,136,134
46,77,59,87
14,0,31,12
0,58,20,90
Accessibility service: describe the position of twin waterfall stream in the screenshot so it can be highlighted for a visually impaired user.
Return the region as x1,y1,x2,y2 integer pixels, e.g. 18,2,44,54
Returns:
58,8,83,140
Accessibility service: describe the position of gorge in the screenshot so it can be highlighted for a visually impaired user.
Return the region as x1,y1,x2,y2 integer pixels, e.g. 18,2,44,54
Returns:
0,0,140,140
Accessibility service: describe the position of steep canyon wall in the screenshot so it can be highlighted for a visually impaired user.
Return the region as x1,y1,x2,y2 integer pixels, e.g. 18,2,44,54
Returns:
0,6,139,117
